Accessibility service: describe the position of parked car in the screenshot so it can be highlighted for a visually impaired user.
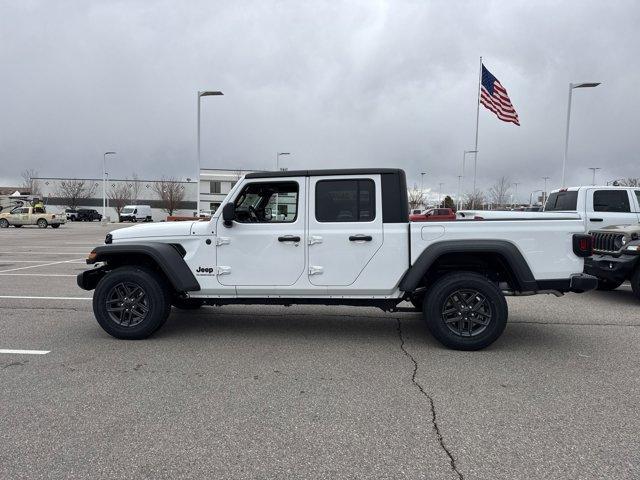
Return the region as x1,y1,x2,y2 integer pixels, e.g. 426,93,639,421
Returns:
584,223,640,298
120,205,152,222
77,209,102,222
65,209,78,221
410,208,456,222
545,186,640,231
0,206,65,228
78,168,596,351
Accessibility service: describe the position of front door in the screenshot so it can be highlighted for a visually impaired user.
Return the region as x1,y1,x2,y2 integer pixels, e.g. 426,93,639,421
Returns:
216,178,306,286
586,189,640,231
307,175,383,286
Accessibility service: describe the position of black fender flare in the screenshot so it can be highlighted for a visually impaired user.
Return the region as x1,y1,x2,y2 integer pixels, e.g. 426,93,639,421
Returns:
399,240,538,293
78,243,200,292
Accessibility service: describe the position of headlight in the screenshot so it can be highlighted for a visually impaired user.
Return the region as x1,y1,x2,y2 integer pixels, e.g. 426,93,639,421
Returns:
621,236,628,246
105,233,112,244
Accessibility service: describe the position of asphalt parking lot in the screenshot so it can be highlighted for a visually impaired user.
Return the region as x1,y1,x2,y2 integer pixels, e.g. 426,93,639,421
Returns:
1,222,639,479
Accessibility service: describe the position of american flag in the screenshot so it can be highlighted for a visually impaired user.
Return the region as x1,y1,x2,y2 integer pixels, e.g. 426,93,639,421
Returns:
480,64,520,126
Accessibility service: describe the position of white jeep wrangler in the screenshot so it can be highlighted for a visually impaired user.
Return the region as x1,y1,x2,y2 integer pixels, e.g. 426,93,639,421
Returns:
78,169,596,350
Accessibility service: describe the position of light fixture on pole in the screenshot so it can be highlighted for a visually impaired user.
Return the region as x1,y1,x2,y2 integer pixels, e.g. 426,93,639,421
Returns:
588,167,601,186
102,152,116,221
276,152,290,171
561,82,601,187
197,90,224,214
542,176,551,206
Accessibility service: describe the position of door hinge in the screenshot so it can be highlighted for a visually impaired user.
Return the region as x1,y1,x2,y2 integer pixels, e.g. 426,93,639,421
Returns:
309,266,324,275
216,237,230,246
308,235,323,245
216,266,231,276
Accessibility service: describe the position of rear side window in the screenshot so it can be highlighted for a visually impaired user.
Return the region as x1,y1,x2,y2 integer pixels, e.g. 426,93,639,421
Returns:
593,190,630,212
545,191,578,211
316,179,375,222
635,191,640,208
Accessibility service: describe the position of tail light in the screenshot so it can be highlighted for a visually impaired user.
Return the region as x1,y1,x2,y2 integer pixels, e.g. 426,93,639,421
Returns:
573,234,593,257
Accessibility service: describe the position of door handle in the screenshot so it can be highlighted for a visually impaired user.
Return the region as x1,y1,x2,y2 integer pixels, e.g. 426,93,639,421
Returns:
349,235,373,242
278,235,301,242
590,218,603,222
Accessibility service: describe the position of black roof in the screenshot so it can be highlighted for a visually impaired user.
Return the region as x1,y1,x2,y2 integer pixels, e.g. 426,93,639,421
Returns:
245,168,404,179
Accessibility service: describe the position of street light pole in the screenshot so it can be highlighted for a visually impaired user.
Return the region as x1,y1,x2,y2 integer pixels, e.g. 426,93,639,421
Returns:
102,152,115,220
456,175,463,210
197,90,224,214
561,82,601,187
276,152,290,171
588,167,601,186
542,176,551,206
438,182,444,207
512,182,520,208
529,189,543,207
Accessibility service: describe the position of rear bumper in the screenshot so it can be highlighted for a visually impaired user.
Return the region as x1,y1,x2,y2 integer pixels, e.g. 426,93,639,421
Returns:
584,255,639,283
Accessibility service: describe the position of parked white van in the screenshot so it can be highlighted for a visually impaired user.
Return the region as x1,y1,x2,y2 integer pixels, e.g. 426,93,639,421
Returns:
120,205,152,222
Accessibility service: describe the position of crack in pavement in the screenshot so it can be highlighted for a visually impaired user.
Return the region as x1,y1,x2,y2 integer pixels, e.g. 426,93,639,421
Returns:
397,319,464,480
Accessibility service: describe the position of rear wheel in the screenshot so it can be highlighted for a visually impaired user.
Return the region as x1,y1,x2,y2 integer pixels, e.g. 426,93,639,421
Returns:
37,219,48,228
0,219,9,228
423,272,508,350
51,224,60,229
14,224,22,228
93,266,171,339
596,278,624,291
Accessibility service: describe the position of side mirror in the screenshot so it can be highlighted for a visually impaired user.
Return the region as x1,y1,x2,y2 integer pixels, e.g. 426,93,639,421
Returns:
222,203,235,227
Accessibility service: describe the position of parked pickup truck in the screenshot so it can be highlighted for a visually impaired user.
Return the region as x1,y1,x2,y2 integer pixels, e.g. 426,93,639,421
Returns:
410,208,456,222
584,224,640,299
78,168,597,350
0,206,65,228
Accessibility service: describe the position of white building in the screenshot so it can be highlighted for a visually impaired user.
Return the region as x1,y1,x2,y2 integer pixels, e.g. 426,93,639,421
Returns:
198,168,255,213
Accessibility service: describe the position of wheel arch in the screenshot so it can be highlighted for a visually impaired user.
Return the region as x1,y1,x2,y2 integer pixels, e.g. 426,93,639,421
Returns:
399,240,538,293
79,243,200,292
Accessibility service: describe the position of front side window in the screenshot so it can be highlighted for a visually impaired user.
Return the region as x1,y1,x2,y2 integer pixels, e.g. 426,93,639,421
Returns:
233,182,298,223
635,190,640,208
315,179,376,222
593,190,630,212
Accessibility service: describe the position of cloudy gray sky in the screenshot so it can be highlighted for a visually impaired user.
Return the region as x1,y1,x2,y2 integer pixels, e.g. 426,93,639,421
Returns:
1,0,639,202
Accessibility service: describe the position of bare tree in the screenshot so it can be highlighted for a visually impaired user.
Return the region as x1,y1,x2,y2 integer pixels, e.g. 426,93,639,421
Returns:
615,178,640,187
108,182,133,220
463,190,486,210
54,179,97,209
489,176,511,207
152,177,185,216
408,186,425,211
21,169,41,196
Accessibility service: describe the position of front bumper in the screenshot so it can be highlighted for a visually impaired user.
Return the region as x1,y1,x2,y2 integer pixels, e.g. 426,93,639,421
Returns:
584,254,639,283
568,273,598,293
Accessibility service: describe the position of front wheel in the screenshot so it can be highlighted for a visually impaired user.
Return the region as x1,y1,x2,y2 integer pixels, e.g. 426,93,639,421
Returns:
423,272,508,350
51,224,60,229
0,219,10,228
631,268,640,301
93,266,171,339
37,219,48,228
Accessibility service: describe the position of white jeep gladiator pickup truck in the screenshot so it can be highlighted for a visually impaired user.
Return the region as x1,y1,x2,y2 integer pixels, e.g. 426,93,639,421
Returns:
78,168,597,350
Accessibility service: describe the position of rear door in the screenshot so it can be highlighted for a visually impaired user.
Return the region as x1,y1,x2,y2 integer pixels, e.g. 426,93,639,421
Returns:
307,175,383,286
586,189,638,230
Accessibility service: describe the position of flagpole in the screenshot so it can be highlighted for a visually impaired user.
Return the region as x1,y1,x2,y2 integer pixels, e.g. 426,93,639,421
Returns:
472,56,482,208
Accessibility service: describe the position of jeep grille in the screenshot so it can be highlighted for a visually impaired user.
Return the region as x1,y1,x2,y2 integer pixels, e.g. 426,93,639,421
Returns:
591,232,624,254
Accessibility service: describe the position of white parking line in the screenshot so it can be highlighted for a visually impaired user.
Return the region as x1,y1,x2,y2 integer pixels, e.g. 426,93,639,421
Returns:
0,349,50,355
0,273,77,277
0,260,85,263
0,295,91,300
0,259,82,273
0,251,87,255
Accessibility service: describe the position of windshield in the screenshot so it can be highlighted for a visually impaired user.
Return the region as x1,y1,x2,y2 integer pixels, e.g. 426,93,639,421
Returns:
122,207,134,213
545,191,578,211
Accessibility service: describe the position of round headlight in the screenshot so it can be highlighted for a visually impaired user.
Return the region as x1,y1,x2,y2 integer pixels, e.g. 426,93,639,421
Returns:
621,236,628,246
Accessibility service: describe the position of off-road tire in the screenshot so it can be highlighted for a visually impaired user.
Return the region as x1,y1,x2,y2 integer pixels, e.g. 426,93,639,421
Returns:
37,219,48,228
631,268,640,301
596,278,624,291
93,266,171,339
14,224,22,228
423,271,508,350
0,219,9,228
172,297,205,310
